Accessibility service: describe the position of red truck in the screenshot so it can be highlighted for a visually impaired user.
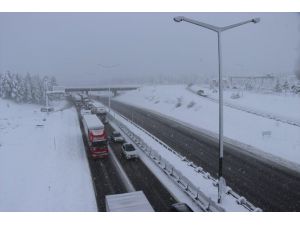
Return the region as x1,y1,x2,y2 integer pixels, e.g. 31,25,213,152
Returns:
82,114,108,158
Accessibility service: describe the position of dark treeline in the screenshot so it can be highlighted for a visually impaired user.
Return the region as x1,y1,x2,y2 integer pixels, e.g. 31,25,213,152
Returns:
0,71,57,105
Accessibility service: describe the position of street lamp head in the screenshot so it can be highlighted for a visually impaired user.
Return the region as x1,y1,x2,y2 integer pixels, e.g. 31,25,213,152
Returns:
173,16,184,23
252,17,260,24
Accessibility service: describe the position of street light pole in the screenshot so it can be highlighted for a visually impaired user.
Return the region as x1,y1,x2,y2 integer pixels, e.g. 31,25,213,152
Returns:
174,16,260,204
97,63,119,113
217,32,224,194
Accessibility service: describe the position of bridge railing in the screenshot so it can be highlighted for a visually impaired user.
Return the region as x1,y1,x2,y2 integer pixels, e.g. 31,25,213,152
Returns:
107,111,262,212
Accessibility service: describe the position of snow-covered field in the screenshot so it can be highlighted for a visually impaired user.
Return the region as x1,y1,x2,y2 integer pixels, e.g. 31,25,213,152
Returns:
190,84,300,124
115,85,300,170
0,99,97,211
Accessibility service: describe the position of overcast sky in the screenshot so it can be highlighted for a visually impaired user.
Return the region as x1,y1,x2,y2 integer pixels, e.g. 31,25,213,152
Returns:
0,12,299,86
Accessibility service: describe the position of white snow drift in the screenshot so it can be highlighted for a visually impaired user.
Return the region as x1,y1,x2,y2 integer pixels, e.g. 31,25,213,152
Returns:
0,99,97,211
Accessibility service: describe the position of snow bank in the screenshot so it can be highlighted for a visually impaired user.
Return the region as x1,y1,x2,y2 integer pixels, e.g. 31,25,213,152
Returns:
108,110,252,211
115,85,300,168
0,99,97,211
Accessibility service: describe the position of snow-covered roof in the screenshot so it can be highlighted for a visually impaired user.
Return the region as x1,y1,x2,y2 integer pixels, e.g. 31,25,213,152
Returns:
82,114,104,130
105,191,154,212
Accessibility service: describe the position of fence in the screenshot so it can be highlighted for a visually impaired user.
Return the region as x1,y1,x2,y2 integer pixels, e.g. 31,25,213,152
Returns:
107,111,262,212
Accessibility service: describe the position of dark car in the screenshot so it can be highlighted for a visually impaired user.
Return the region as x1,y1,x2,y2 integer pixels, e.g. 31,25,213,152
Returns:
40,107,54,112
197,89,207,97
170,203,193,212
110,131,124,143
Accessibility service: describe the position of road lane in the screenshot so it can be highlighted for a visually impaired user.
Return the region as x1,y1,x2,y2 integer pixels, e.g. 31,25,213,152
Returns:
97,97,300,211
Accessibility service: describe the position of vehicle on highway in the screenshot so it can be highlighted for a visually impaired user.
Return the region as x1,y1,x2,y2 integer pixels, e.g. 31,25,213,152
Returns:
110,131,124,143
82,114,108,158
121,143,138,159
170,203,193,212
80,109,91,118
89,101,108,123
105,191,154,212
72,94,82,106
196,89,208,97
40,106,54,112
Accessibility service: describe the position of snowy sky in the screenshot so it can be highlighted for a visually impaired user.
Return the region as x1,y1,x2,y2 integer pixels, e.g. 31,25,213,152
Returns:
0,12,299,86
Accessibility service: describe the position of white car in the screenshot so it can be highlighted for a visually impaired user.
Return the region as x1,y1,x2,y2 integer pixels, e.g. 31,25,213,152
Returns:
121,143,138,159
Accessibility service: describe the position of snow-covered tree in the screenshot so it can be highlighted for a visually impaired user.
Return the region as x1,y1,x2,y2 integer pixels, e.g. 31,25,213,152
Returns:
0,71,58,104
282,80,290,93
0,73,3,97
31,75,44,104
24,73,33,103
1,71,13,98
274,79,282,93
49,76,57,91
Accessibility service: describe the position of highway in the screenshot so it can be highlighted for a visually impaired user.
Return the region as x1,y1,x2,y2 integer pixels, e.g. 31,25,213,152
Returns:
75,102,176,211
97,97,300,212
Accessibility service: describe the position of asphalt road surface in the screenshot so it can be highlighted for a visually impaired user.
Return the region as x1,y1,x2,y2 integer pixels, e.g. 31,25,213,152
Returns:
104,123,177,211
97,97,300,212
75,102,176,212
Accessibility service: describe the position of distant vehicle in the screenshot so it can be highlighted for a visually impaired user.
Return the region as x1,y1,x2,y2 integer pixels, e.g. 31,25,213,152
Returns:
72,94,82,106
105,191,154,212
90,101,106,115
196,89,208,97
170,203,193,212
89,101,108,123
40,107,54,112
121,143,138,159
110,131,124,143
82,114,108,158
230,93,241,99
80,109,91,118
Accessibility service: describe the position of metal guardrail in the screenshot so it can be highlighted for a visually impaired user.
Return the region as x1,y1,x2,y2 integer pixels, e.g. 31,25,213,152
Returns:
107,111,262,212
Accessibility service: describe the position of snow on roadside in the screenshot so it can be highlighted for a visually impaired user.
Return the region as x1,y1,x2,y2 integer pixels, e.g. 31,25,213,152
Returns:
190,84,300,125
115,85,300,168
108,109,251,212
0,99,97,211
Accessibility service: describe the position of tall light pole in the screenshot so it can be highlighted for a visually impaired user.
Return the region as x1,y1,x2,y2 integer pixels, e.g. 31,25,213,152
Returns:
173,16,260,204
97,63,119,113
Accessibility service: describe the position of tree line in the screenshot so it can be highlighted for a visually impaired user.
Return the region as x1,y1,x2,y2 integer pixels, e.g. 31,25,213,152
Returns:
0,71,57,104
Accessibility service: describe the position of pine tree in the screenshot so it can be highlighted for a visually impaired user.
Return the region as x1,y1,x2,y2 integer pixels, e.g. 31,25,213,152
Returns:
0,73,3,97
31,75,43,104
16,74,26,102
24,73,33,103
49,76,57,91
2,71,13,99
274,79,282,92
282,80,289,93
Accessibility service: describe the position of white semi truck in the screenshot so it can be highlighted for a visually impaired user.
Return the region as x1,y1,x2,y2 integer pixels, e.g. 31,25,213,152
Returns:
105,191,154,212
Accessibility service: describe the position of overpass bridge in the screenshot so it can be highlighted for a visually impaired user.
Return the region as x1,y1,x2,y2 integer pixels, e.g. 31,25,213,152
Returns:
65,86,139,96
47,86,139,96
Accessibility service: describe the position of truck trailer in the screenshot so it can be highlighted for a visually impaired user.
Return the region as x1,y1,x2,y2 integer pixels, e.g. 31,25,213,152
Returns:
105,191,154,212
82,114,108,158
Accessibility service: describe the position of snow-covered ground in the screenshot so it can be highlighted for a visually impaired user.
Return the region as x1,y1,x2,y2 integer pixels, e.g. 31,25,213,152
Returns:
107,108,252,211
115,85,300,170
0,99,97,211
190,84,300,124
